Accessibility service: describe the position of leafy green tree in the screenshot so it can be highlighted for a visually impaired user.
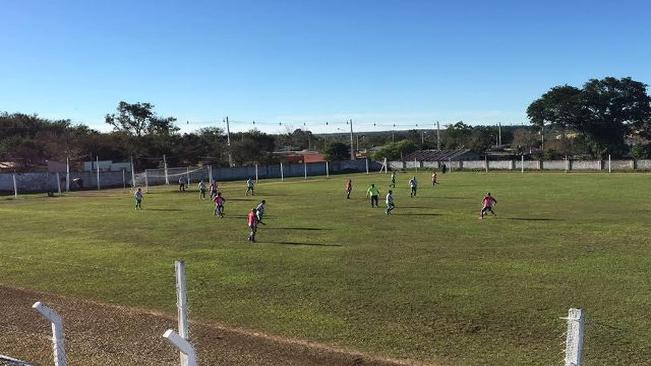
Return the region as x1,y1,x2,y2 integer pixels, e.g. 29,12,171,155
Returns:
372,140,417,160
527,77,651,157
323,142,350,161
105,101,178,137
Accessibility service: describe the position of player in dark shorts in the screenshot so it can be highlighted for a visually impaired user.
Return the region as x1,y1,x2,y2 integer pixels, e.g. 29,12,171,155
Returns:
480,192,497,219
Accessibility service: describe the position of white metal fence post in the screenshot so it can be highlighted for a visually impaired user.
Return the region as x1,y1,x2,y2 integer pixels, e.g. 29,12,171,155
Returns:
33,302,67,366
56,172,62,195
164,155,170,185
163,330,198,366
304,161,307,180
96,156,100,190
65,157,70,192
175,260,190,366
122,169,126,190
144,170,149,193
255,164,259,183
564,308,585,366
12,173,18,199
484,156,488,173
521,155,524,173
365,158,369,174
325,161,330,177
186,167,190,186
608,154,612,173
280,162,284,181
131,156,136,188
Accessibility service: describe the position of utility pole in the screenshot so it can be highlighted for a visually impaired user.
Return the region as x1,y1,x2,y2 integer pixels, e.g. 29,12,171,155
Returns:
225,116,233,167
349,119,355,160
436,121,441,150
498,123,502,146
421,130,425,145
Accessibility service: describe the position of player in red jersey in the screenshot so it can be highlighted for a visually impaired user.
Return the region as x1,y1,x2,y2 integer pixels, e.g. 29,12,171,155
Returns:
480,192,497,219
213,192,226,218
247,208,258,242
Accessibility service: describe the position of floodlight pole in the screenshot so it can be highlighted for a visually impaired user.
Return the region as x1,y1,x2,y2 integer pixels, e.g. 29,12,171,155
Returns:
349,119,355,160
225,117,233,167
130,155,136,188
436,121,441,150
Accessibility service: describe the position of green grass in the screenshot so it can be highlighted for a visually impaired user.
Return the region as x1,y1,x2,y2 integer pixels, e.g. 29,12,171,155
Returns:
1,172,650,365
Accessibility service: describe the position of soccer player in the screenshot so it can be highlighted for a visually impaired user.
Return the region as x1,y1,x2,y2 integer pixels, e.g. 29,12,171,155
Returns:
245,178,255,196
345,179,352,199
209,181,218,199
247,208,258,242
213,192,226,218
134,187,144,210
385,190,395,215
409,176,418,197
198,180,207,200
480,192,498,219
178,176,186,192
366,183,380,208
431,172,438,187
256,200,266,224
390,171,396,188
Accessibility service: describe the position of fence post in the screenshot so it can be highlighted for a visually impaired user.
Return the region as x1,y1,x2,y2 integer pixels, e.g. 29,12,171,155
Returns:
163,155,169,185
563,308,585,366
521,155,524,173
33,302,67,366
66,157,70,192
208,165,213,183
608,154,611,173
56,172,62,195
255,164,259,183
122,169,126,190
163,330,198,366
96,156,100,190
484,156,488,173
12,173,18,199
304,161,307,180
325,161,330,177
175,260,190,366
280,162,284,181
145,170,149,193
365,158,369,174
186,167,190,186
131,156,136,188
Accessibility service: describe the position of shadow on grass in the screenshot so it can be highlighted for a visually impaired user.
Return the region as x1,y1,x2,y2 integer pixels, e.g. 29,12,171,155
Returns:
264,227,331,231
399,213,442,216
146,208,184,212
261,241,342,247
503,217,559,221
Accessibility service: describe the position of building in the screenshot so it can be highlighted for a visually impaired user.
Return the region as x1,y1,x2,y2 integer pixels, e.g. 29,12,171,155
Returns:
272,150,327,164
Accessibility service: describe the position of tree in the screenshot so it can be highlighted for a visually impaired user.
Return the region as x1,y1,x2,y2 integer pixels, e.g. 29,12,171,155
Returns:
444,122,473,149
372,140,417,160
323,142,350,161
105,101,178,137
527,77,651,157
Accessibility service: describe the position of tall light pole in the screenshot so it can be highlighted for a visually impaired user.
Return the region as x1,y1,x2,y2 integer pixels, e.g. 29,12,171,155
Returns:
436,121,441,150
349,119,355,160
225,116,233,167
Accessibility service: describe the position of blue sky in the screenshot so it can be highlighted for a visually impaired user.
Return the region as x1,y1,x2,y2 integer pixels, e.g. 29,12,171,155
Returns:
2,0,650,133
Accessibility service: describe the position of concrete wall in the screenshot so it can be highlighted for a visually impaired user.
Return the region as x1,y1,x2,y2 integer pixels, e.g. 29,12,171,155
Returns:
387,159,651,172
0,171,128,194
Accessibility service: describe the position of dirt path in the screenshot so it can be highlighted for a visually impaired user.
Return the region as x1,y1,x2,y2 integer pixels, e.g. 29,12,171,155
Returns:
0,286,429,366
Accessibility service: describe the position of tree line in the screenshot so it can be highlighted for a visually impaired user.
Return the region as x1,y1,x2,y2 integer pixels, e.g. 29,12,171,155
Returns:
1,76,649,171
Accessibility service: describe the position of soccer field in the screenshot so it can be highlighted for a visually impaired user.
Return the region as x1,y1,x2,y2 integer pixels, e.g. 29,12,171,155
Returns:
1,171,650,365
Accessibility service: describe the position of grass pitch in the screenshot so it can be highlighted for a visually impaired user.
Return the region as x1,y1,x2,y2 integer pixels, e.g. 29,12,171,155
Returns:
1,171,650,365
